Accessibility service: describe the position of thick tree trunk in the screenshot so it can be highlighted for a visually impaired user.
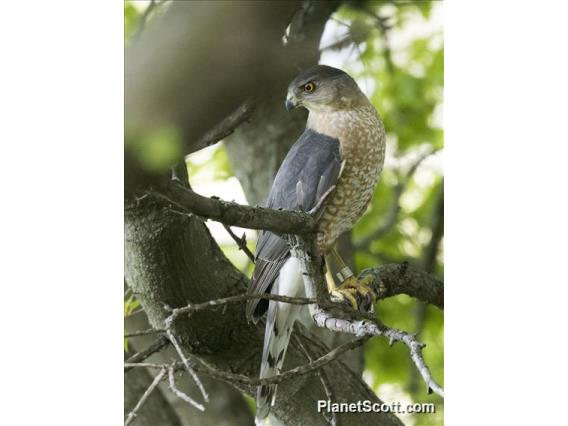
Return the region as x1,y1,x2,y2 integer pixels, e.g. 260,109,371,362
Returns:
125,191,402,425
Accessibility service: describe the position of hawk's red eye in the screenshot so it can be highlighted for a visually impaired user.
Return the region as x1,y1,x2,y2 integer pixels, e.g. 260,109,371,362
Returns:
303,82,316,93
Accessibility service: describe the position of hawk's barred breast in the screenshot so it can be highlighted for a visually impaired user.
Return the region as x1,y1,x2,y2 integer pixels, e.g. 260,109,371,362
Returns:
308,104,386,253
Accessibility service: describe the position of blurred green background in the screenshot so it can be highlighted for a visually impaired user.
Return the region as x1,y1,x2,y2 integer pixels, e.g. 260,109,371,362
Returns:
125,2,443,425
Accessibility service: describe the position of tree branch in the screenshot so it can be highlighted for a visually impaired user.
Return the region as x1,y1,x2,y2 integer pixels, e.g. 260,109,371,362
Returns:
124,368,167,426
307,309,444,397
125,268,444,411
167,365,205,411
166,293,316,320
125,336,170,373
291,236,444,398
125,327,166,338
145,177,444,399
128,290,443,398
126,336,367,388
151,182,316,235
361,263,444,310
222,224,255,263
421,180,444,274
126,195,398,425
293,333,340,426
192,100,256,152
165,327,209,406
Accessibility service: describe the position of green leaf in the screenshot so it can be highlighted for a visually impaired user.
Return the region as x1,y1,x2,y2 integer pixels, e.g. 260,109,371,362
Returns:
135,126,183,173
124,295,141,317
124,3,140,42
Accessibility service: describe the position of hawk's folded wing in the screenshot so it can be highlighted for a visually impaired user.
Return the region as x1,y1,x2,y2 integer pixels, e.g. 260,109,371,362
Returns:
246,129,342,322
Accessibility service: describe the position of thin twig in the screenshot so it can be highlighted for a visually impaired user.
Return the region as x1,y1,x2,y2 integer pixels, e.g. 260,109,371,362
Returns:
293,334,340,426
125,362,169,369
165,328,209,403
161,292,316,402
126,336,367,387
192,100,255,152
168,293,315,321
125,336,169,373
125,273,443,396
308,307,443,397
318,369,338,426
223,224,255,263
168,365,205,411
125,327,166,338
124,368,167,426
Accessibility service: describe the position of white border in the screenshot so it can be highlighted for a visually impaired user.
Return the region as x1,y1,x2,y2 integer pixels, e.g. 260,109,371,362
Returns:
0,2,123,425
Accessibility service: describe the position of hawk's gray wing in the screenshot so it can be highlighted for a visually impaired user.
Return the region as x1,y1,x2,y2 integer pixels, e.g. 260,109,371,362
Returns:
246,129,341,322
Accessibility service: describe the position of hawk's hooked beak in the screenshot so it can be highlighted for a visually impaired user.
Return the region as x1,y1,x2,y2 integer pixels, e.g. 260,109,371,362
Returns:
285,94,299,111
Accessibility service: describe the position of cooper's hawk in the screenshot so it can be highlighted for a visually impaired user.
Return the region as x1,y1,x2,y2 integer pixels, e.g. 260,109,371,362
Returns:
246,65,386,422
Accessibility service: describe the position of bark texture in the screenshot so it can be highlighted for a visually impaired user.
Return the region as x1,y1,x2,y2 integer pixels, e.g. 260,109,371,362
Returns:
125,193,402,425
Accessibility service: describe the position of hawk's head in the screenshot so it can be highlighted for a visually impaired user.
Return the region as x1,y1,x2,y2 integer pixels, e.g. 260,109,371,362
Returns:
285,65,365,113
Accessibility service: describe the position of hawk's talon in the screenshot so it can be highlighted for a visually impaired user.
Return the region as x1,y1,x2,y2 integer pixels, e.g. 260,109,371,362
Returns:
330,288,359,310
330,275,377,312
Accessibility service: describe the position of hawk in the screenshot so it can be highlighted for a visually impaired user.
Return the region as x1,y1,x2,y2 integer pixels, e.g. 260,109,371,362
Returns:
245,65,386,422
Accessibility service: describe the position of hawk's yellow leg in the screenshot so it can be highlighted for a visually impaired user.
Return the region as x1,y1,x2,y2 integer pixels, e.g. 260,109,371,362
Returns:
324,264,337,292
328,247,377,311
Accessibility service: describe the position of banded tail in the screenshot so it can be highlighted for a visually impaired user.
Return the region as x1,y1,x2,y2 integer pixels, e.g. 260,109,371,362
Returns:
255,257,304,424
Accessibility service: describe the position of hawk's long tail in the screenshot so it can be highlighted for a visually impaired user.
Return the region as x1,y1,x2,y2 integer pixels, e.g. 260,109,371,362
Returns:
255,257,304,425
